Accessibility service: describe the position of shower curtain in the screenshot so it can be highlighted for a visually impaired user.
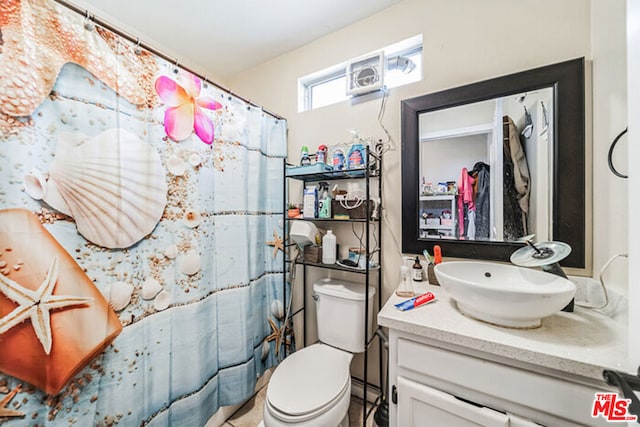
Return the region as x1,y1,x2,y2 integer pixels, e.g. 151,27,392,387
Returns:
0,0,288,425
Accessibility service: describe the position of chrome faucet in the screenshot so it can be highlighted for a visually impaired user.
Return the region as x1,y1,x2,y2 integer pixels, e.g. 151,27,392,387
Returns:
523,240,569,279
511,240,574,312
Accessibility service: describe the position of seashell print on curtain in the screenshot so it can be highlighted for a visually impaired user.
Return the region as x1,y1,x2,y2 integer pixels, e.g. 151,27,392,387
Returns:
0,0,289,424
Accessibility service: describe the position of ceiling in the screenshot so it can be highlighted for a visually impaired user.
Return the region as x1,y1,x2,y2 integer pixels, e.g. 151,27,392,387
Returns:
67,0,402,81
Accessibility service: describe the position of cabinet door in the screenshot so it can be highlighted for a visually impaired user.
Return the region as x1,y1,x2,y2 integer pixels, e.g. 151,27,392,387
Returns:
397,376,510,427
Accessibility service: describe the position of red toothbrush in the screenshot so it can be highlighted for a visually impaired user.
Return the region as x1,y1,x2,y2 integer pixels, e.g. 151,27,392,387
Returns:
433,245,442,264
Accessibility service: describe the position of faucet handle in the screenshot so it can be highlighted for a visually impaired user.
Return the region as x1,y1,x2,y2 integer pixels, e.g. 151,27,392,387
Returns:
510,241,571,267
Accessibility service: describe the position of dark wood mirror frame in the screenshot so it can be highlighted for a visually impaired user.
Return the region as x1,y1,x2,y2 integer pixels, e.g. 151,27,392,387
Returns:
401,57,585,268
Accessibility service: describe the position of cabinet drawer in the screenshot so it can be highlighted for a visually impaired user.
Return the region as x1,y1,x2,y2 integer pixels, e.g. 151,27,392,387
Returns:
397,376,510,426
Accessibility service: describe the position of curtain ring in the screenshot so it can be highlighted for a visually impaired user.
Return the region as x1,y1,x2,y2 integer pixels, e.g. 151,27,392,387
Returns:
83,11,95,31
134,38,142,55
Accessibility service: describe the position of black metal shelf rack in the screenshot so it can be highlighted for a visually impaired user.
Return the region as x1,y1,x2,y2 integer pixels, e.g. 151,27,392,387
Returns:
283,148,383,426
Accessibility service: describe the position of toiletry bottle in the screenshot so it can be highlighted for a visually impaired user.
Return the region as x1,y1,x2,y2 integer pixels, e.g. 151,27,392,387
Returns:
318,182,332,218
322,230,337,264
396,265,414,297
412,256,424,281
316,144,327,164
347,143,365,170
303,186,318,218
332,147,345,171
300,145,311,165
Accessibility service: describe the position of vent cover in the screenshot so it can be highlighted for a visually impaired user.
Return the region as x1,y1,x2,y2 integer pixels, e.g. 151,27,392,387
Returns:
346,51,384,96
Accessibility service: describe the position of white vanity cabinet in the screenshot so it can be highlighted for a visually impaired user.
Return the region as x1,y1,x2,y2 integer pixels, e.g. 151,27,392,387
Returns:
389,330,612,426
378,287,627,427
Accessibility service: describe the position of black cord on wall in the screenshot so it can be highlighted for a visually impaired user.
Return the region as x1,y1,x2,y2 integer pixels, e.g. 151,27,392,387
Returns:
608,127,628,179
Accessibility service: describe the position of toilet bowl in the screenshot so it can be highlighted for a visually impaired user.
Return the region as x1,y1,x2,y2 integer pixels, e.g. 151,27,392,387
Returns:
263,343,352,427
262,278,375,427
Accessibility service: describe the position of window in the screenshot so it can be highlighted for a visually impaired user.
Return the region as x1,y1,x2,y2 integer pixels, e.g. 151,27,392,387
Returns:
309,73,348,110
298,35,423,112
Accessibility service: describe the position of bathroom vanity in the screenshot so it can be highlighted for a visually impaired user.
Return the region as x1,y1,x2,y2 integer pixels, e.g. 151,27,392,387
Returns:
378,285,628,426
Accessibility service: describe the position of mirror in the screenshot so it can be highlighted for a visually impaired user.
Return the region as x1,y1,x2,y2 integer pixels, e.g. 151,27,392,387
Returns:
418,87,554,242
401,58,585,268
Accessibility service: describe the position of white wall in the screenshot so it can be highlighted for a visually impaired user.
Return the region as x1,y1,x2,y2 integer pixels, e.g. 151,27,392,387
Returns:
626,0,639,367
591,0,629,297
420,135,488,186
230,0,598,288
228,0,630,383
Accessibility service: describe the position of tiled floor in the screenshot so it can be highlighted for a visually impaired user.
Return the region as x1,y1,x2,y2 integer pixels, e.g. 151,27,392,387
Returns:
222,384,266,427
224,383,378,427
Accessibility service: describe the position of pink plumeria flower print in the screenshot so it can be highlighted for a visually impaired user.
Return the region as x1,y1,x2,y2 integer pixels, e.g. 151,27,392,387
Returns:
155,73,222,144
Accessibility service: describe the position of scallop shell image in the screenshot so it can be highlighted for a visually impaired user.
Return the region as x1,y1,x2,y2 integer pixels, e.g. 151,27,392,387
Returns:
180,250,201,275
154,290,171,311
104,281,134,311
183,210,201,228
141,277,163,300
24,129,167,249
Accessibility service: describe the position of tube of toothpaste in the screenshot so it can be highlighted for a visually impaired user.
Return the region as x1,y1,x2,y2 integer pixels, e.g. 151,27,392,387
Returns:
394,292,436,311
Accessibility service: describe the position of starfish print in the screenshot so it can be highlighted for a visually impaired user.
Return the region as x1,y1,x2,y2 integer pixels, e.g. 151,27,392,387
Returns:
266,318,284,357
0,385,25,419
0,256,92,355
0,0,158,120
265,229,284,258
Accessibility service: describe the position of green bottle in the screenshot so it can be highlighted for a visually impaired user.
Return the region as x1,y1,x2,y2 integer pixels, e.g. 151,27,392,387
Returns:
318,182,332,218
300,145,311,165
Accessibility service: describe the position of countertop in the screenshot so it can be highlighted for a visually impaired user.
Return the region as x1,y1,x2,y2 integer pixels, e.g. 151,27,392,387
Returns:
377,283,629,382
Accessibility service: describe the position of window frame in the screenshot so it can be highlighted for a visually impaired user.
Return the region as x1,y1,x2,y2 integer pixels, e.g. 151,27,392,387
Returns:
299,35,423,112
306,69,348,110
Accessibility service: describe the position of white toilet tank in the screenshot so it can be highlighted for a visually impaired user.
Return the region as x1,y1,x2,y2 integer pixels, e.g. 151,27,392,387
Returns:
313,278,376,353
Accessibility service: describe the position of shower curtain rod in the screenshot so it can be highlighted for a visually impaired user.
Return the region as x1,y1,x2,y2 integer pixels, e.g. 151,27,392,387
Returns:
51,0,285,121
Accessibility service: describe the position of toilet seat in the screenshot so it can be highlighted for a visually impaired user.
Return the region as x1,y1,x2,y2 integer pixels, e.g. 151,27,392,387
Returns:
265,378,350,424
266,344,351,422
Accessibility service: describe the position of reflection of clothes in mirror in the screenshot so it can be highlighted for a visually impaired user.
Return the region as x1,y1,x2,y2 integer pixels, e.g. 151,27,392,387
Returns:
466,209,476,239
471,162,490,239
503,116,531,239
457,167,475,239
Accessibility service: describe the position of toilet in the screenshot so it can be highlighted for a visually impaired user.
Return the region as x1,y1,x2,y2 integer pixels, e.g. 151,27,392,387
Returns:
262,278,375,427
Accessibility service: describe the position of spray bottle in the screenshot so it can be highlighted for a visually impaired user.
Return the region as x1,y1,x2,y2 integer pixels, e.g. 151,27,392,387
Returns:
318,182,332,218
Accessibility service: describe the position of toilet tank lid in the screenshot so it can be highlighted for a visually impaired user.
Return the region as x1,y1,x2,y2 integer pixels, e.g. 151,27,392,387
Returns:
313,278,376,301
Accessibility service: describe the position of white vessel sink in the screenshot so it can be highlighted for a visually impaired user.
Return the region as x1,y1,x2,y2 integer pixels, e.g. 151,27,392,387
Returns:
434,261,576,328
